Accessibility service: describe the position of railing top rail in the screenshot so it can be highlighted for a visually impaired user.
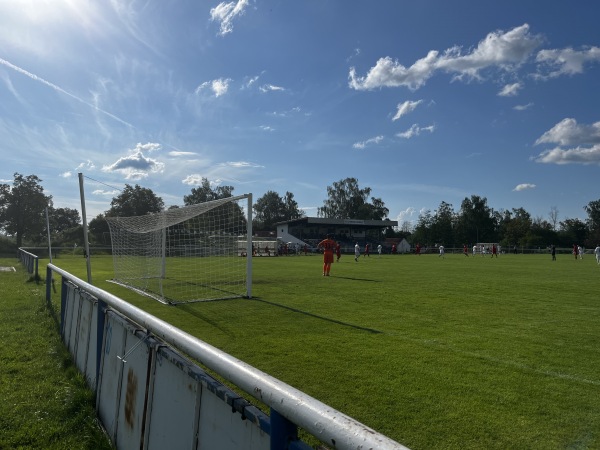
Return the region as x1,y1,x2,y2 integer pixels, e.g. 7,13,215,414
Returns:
18,248,39,259
47,263,407,450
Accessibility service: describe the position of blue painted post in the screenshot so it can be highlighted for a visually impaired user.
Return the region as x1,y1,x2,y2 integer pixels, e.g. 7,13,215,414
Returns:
45,266,52,303
270,408,312,450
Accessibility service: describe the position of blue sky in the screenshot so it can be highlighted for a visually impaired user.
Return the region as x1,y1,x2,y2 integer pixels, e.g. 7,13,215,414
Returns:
1,1,599,227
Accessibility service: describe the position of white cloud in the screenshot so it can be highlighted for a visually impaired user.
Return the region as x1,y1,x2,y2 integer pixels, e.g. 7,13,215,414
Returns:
353,135,384,149
396,124,435,139
259,84,285,93
93,189,120,196
102,142,165,180
535,46,600,79
60,171,72,178
210,0,250,36
76,160,96,171
396,207,416,223
349,24,543,91
533,144,600,165
535,118,600,146
196,78,232,97
392,100,423,121
513,183,536,191
498,82,522,97
514,103,533,111
168,151,197,157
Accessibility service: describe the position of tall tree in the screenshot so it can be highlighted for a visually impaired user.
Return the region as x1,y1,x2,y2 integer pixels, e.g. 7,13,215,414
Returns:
48,207,81,233
106,184,164,217
183,178,234,205
431,201,455,246
584,199,600,245
0,173,52,247
253,190,304,231
456,195,495,243
318,177,388,220
548,206,559,231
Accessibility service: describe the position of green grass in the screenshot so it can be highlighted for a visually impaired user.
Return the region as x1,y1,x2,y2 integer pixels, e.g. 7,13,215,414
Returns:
41,252,600,449
0,258,112,450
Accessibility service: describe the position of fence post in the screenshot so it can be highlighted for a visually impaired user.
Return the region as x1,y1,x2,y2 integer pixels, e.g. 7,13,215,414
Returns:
270,408,312,450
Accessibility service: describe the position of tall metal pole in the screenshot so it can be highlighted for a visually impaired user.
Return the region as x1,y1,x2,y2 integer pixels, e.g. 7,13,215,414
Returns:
246,193,253,298
78,173,93,284
45,207,53,263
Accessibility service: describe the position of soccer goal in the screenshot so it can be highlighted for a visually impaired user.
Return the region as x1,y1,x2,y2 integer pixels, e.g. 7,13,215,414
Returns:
105,194,253,304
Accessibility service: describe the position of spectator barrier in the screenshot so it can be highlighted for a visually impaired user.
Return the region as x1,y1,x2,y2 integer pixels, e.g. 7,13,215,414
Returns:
46,263,408,450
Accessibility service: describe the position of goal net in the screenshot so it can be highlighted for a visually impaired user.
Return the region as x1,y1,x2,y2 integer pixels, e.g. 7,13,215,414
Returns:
105,194,252,304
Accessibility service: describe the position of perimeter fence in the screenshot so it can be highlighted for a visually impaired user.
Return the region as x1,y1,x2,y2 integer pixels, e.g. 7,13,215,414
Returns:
43,262,408,450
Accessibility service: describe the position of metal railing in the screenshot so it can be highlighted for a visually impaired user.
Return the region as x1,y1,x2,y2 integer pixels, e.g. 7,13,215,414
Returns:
46,263,408,450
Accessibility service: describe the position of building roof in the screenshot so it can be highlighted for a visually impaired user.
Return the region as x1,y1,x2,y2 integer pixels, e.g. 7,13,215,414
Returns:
275,217,398,227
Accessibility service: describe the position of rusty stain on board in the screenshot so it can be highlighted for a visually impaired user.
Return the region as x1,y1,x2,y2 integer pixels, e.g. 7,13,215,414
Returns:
124,368,137,428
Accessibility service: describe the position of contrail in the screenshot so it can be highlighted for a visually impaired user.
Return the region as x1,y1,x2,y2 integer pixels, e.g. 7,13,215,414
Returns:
0,57,134,129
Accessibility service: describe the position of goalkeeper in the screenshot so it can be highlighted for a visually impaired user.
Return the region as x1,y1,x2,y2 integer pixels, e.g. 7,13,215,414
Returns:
317,234,336,276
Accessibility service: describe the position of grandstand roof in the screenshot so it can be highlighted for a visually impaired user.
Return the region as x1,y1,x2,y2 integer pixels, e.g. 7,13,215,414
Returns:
275,217,398,227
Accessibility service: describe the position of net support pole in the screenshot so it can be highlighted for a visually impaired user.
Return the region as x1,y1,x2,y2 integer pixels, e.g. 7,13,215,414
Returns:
246,193,253,298
78,173,93,284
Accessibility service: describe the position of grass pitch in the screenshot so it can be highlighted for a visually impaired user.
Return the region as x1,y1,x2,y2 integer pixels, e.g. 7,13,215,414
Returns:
45,251,600,449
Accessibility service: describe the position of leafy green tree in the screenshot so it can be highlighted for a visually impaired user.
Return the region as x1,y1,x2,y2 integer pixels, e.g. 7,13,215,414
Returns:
430,201,455,246
183,178,234,205
106,184,164,217
411,209,433,246
88,214,110,244
253,190,304,231
456,195,495,244
0,173,52,247
500,208,532,247
559,218,588,246
48,207,81,233
584,199,600,246
318,177,388,220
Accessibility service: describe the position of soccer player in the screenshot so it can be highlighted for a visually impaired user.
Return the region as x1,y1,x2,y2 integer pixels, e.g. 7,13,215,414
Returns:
364,243,370,257
317,234,336,276
377,244,382,257
491,244,498,258
354,242,360,261
438,245,445,258
336,243,341,262
463,244,469,257
594,244,600,265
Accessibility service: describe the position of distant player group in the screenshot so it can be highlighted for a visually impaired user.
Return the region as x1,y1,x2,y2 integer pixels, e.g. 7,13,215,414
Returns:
316,235,600,276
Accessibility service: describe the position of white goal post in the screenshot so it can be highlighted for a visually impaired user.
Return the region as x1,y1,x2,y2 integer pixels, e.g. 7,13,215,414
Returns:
105,194,253,304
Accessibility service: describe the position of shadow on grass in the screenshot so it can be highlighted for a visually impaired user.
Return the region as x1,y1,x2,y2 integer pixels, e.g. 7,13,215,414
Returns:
177,304,236,337
251,298,382,334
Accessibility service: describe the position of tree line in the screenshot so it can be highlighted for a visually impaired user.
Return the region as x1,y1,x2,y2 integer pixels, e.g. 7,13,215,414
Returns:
1,173,599,251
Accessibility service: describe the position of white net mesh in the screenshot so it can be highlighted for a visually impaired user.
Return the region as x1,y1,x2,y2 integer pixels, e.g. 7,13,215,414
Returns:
106,194,250,304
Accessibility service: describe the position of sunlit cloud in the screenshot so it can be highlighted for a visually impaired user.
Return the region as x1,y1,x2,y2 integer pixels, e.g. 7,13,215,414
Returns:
102,142,165,180
513,183,536,191
533,144,600,165
169,151,197,157
392,100,423,121
259,84,285,93
353,135,384,149
498,82,522,96
349,24,543,91
60,171,72,178
195,78,232,97
514,103,533,111
396,124,435,139
210,0,250,36
535,118,600,146
534,46,600,79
